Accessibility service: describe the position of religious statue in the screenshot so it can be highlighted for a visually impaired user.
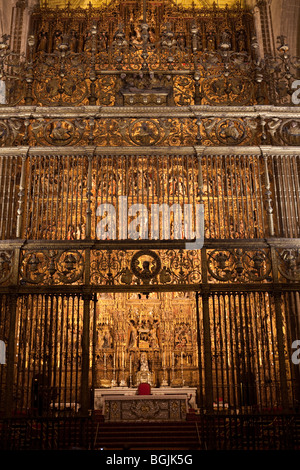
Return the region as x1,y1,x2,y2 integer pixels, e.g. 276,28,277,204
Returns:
69,30,78,52
127,320,138,348
37,31,48,53
136,352,154,386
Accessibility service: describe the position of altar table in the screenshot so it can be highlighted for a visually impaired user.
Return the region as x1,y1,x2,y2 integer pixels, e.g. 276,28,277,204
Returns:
103,395,187,422
94,386,197,412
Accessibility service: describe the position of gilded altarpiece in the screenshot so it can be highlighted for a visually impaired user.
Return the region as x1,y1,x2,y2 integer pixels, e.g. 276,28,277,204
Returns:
93,292,198,389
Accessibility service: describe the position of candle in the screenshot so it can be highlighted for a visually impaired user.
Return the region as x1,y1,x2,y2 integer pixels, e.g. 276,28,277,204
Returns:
181,352,183,365
163,351,165,367
172,352,174,367
113,353,116,370
104,353,106,369
130,355,132,374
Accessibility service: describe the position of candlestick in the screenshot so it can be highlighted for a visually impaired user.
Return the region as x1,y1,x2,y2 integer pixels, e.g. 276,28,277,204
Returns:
111,352,117,387
129,354,133,387
161,349,168,387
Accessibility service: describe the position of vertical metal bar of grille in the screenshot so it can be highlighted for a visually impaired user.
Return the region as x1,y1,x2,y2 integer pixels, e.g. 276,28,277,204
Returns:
267,293,281,406
75,156,80,238
285,291,300,406
257,292,270,408
250,293,262,409
233,156,242,238
58,295,64,414
280,155,294,237
34,156,42,239
277,156,289,236
69,158,75,236
156,154,160,207
14,296,24,413
0,157,4,237
91,296,97,411
217,295,225,410
235,294,247,409
211,295,219,408
0,157,8,238
0,156,21,239
215,157,221,238
270,155,282,237
146,155,150,221
240,155,250,237
283,155,296,237
218,157,226,238
226,156,232,239
191,155,196,235
209,155,216,237
222,294,231,409
64,296,69,411
257,155,267,237
0,296,9,414
228,294,238,410
291,155,300,236
287,155,300,237
249,156,260,238
228,155,236,237
4,157,13,239
8,157,18,239
247,293,260,410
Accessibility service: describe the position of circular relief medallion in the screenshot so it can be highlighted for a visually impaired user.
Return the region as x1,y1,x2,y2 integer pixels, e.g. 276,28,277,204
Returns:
281,120,300,145
130,250,161,281
44,120,75,145
129,119,160,146
216,119,246,145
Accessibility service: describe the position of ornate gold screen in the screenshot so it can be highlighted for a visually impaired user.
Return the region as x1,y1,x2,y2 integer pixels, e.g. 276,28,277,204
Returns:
0,0,299,423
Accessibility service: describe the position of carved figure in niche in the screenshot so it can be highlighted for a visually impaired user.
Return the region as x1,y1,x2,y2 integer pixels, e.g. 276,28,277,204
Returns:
176,33,186,51
102,328,113,349
148,27,156,44
52,30,63,52
150,323,160,349
161,23,177,50
98,31,108,52
129,24,143,48
128,320,138,348
67,225,75,240
112,24,128,49
136,351,154,386
206,31,216,51
140,352,149,371
174,322,192,349
69,30,78,52
77,32,84,52
37,30,48,53
84,31,93,52
237,29,246,52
